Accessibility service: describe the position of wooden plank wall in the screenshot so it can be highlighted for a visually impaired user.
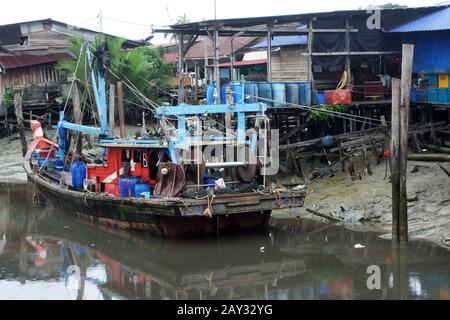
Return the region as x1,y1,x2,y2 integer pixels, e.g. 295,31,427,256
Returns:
0,63,62,106
271,46,309,82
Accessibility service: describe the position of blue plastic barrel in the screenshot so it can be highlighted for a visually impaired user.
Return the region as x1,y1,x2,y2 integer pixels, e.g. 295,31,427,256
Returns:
204,173,216,186
286,83,300,106
244,82,258,103
299,83,307,105
55,160,64,172
233,83,244,104
304,82,312,106
207,84,216,105
272,82,286,108
257,82,273,107
315,93,326,105
221,84,233,104
135,182,151,198
119,177,129,198
119,176,142,198
71,161,86,190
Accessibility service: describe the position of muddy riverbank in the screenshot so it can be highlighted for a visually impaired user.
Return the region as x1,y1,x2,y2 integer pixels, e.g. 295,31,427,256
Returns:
1,131,449,250
274,154,450,250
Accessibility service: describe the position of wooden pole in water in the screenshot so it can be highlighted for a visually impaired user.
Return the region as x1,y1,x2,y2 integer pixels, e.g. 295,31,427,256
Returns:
399,44,414,243
14,92,28,157
116,81,126,139
391,78,401,243
109,84,116,137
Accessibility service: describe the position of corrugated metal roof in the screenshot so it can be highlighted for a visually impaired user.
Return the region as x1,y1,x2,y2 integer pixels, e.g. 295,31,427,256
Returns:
252,35,307,48
0,53,73,70
185,36,257,59
163,52,178,63
386,7,450,32
206,59,267,68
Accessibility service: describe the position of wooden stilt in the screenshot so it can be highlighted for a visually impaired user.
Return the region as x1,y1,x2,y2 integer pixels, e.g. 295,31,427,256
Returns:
14,92,28,157
391,78,401,243
399,44,414,243
109,84,116,137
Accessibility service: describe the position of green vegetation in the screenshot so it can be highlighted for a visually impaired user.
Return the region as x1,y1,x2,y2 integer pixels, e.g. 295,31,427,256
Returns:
306,105,349,123
57,36,176,121
380,3,408,9
165,14,191,42
2,87,28,109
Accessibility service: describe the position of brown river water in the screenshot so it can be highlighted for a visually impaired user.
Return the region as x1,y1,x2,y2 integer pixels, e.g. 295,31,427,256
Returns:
0,183,449,300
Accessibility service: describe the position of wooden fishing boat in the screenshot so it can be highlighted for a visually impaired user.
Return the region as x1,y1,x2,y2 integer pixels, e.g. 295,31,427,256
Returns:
23,42,305,237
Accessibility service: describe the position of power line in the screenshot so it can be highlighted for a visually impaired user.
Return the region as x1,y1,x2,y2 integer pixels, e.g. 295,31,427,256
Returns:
102,16,152,28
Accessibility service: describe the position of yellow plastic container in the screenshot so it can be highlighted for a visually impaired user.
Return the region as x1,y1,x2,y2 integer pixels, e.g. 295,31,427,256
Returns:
438,74,449,88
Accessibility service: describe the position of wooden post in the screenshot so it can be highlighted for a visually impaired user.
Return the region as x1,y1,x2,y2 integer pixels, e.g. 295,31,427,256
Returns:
47,105,52,128
225,85,233,132
109,84,116,137
214,28,221,104
307,18,314,105
345,18,351,87
14,92,28,157
194,61,199,104
116,81,126,139
178,33,185,104
391,78,401,243
267,27,272,82
230,38,235,83
72,82,83,157
399,44,414,243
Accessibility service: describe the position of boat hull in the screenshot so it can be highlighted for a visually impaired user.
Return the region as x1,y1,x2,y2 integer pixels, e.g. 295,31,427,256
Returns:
26,163,305,237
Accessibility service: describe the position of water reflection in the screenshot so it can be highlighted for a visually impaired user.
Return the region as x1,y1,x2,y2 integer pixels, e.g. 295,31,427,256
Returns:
0,183,449,300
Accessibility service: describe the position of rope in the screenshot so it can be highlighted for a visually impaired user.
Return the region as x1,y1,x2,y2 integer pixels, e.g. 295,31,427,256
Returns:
203,194,215,219
247,94,390,126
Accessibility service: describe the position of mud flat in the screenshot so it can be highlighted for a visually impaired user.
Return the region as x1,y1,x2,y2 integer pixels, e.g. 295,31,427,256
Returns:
273,156,450,250
0,133,31,184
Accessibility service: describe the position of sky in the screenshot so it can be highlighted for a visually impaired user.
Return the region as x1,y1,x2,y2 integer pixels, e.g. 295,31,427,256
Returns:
0,0,446,43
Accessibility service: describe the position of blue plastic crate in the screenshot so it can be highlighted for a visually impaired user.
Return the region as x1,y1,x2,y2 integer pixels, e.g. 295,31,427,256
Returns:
428,88,438,103
428,74,438,86
438,88,449,104
416,89,428,103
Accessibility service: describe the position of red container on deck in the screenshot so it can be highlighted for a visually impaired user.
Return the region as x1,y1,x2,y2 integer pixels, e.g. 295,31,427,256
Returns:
325,89,352,105
38,148,56,158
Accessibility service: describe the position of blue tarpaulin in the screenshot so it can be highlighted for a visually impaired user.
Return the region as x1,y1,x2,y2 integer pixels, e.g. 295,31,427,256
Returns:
252,35,307,48
384,6,450,73
404,31,450,73
386,7,450,33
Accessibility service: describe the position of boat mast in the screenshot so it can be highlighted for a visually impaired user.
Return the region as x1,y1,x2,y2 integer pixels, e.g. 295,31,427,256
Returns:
58,42,109,138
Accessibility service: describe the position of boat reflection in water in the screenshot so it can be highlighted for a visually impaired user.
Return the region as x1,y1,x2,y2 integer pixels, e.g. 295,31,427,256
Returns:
1,184,450,300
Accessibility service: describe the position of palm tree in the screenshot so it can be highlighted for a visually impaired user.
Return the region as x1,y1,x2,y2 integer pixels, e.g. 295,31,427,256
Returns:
57,36,176,121
165,14,191,42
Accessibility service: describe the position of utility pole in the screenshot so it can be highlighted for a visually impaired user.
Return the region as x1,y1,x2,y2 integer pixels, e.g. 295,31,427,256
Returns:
99,9,103,33
214,0,217,20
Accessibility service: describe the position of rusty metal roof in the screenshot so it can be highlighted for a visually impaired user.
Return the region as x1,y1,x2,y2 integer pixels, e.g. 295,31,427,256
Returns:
0,53,73,70
185,36,257,59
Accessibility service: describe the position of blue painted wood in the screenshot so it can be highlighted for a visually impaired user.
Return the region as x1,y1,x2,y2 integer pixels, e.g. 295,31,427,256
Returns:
156,103,266,117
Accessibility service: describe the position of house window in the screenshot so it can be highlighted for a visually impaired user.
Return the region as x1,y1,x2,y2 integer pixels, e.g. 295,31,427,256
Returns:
20,36,29,46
